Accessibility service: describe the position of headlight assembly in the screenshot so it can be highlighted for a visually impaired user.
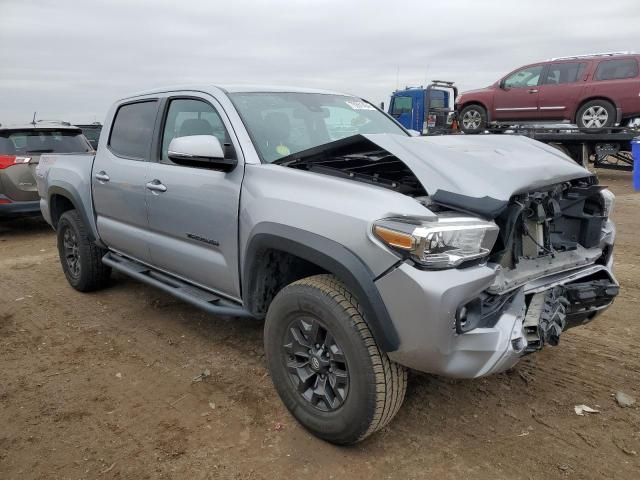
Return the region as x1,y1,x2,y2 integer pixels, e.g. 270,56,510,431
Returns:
373,216,499,269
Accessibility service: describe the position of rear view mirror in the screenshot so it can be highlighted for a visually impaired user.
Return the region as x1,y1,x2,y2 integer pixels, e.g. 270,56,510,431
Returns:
168,135,237,171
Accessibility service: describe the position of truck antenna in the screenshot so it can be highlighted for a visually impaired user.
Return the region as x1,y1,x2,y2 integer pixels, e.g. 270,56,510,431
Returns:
31,111,37,126
396,66,399,91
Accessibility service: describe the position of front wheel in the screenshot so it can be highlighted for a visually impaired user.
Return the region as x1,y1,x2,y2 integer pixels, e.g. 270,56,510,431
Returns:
264,274,407,445
57,210,111,292
576,100,616,131
459,105,488,134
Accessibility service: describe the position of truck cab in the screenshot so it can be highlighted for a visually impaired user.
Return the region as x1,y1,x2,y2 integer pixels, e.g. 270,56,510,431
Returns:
388,81,457,135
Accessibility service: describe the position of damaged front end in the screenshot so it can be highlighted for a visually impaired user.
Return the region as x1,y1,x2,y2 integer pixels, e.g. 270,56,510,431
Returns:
276,133,619,372
463,178,620,353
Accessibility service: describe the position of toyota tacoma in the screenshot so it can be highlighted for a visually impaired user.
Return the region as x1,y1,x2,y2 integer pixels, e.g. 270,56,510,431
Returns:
35,85,619,444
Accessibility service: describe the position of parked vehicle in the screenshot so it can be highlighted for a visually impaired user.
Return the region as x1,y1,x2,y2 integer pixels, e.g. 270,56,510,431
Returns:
76,122,102,150
0,121,92,217
389,81,457,135
456,52,640,134
36,85,618,444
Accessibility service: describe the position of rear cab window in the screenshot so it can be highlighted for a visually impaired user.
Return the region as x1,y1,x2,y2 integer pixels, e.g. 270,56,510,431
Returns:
594,58,639,80
108,100,158,160
0,129,91,155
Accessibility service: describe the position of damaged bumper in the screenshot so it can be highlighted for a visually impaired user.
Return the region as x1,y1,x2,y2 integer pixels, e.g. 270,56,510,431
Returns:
376,260,618,379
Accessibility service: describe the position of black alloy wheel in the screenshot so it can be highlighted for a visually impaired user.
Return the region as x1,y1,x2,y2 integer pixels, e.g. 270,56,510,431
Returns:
283,316,349,412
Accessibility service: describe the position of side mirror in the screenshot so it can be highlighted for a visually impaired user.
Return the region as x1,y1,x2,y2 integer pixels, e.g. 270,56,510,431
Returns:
499,79,508,90
379,101,385,110
407,129,421,137
168,135,237,171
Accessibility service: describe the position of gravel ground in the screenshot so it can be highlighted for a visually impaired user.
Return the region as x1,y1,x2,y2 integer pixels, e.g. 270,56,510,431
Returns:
1,170,639,480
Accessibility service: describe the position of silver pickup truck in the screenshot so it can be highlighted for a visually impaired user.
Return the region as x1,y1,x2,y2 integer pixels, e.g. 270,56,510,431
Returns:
36,85,619,444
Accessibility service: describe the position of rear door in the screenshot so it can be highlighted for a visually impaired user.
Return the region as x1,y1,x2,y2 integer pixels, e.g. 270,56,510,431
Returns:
144,93,244,299
493,64,544,120
92,99,159,263
586,57,640,118
537,61,588,120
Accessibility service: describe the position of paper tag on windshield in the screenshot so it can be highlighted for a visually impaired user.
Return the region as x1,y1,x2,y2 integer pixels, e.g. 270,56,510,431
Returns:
345,100,375,111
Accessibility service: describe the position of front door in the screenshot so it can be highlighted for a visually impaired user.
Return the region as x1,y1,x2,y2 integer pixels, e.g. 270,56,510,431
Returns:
390,95,414,130
493,64,544,121
92,99,159,263
145,95,244,299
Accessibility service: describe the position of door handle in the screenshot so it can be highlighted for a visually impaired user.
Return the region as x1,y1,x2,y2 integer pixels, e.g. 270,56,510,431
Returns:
95,171,110,182
528,88,539,94
146,180,167,193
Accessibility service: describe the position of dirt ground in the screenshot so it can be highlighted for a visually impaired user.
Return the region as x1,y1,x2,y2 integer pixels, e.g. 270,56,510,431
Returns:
1,170,639,480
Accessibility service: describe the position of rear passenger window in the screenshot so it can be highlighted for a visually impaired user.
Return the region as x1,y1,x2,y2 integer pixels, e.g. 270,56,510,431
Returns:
108,101,158,159
543,62,586,85
594,59,639,81
391,96,412,116
160,98,229,163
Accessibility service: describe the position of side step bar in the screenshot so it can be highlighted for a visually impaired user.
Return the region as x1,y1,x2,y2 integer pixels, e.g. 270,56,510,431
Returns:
102,252,255,318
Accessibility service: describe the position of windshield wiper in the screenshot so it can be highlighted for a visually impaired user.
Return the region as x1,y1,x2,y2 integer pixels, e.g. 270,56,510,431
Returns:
26,149,54,153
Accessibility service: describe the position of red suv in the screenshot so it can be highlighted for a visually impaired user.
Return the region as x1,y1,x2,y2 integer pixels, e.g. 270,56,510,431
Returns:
456,52,640,133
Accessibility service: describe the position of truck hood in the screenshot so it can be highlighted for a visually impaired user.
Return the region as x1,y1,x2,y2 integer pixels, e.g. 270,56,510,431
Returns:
360,133,592,216
277,133,593,218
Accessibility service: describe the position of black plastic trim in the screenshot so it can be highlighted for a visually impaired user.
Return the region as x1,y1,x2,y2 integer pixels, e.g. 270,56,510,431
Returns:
431,189,508,219
243,223,400,352
48,185,105,247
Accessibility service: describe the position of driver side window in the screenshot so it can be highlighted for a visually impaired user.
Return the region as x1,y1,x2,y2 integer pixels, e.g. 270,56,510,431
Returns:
503,65,544,88
161,98,228,163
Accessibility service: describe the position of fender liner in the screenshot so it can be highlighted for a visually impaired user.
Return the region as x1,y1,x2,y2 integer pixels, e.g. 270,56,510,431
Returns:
243,223,400,352
48,184,104,247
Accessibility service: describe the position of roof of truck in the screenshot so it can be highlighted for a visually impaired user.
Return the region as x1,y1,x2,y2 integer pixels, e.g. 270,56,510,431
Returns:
123,84,352,100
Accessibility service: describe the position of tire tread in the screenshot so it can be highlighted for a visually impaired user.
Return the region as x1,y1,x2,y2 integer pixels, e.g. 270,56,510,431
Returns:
290,274,407,442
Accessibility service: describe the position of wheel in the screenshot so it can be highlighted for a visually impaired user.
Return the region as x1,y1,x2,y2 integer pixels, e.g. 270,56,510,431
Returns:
459,104,487,134
264,274,407,445
576,100,615,131
57,210,111,292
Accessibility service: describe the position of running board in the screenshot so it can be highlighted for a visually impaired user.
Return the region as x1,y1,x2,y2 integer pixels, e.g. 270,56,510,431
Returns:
102,252,255,318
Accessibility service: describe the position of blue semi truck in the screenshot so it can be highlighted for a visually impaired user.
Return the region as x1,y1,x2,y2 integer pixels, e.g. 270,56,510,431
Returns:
388,81,458,135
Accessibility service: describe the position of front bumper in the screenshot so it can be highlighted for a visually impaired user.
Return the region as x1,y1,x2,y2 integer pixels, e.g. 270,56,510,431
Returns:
0,199,41,217
376,259,618,379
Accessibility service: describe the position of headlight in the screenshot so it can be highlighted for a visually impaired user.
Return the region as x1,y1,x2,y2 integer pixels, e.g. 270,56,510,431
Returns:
373,216,499,269
601,188,615,218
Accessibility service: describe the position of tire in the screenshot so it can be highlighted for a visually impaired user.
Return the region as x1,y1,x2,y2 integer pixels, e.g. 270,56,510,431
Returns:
576,99,616,131
459,104,488,134
56,210,111,292
264,274,407,445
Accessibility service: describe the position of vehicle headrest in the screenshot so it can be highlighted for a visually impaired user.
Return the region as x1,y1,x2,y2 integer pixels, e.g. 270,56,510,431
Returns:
179,118,214,137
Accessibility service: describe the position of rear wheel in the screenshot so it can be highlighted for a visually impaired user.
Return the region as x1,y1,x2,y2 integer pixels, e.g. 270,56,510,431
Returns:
576,100,615,131
57,210,111,292
459,104,488,134
264,274,407,444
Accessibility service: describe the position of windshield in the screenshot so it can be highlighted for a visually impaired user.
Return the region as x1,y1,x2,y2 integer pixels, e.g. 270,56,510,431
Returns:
0,129,92,155
229,92,407,163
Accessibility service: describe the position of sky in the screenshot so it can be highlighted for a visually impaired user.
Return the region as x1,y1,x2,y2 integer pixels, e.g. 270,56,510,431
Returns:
0,0,638,124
